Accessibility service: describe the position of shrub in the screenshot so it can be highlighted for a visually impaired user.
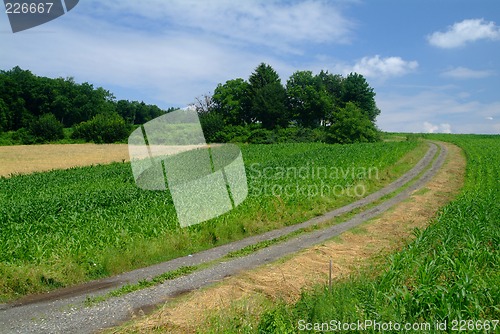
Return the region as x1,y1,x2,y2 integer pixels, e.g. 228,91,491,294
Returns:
213,125,252,143
326,102,380,144
29,113,65,143
275,126,327,143
248,128,276,144
72,113,130,143
12,127,35,144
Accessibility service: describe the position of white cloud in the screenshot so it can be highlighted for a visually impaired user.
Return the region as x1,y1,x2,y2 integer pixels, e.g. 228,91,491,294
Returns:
348,55,418,79
81,0,355,52
442,67,494,79
0,4,304,106
423,122,452,134
428,18,500,48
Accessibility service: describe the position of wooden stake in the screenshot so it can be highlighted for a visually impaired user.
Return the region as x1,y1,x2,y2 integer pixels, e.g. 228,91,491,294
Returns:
329,258,332,290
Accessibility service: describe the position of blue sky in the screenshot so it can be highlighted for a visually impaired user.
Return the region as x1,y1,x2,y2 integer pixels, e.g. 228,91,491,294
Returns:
1,0,499,134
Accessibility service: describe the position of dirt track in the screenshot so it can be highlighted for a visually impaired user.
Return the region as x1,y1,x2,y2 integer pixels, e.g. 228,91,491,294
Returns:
0,142,451,334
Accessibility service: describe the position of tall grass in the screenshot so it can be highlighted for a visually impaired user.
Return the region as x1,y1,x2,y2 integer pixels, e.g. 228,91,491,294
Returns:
255,135,499,333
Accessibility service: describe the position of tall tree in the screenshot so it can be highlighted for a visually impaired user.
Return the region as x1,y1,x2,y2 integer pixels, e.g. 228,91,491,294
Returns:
252,82,288,129
0,98,8,131
191,94,215,115
248,63,289,129
316,70,343,119
340,73,380,122
286,70,332,128
212,78,250,125
116,99,137,125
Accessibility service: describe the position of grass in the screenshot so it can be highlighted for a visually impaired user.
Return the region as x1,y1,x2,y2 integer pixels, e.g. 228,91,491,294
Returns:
84,265,198,307
249,134,500,333
0,141,423,301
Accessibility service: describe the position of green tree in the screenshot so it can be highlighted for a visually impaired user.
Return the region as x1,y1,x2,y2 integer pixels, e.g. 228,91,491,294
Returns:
212,78,250,125
249,63,282,89
286,70,332,128
146,104,165,122
51,95,72,125
252,82,289,129
11,97,31,130
316,71,343,121
29,113,64,142
341,73,380,122
0,98,8,131
116,99,137,125
248,63,289,129
327,102,380,144
49,77,78,126
0,68,33,130
135,102,152,124
199,111,225,143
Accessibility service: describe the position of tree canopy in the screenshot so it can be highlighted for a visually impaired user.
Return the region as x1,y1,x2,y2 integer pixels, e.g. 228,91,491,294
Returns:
0,64,381,145
200,62,381,144
0,66,170,144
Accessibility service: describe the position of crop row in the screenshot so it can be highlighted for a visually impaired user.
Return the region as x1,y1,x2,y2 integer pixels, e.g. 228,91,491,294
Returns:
0,141,418,299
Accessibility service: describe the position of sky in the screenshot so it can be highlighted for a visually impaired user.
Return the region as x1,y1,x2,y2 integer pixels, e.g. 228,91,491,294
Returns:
1,0,499,134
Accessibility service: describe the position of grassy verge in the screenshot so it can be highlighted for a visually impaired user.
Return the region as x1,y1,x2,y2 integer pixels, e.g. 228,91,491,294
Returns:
250,135,499,333
84,266,198,307
0,141,425,302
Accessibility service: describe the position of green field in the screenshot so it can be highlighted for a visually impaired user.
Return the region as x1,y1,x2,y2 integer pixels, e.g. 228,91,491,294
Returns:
0,141,420,301
252,134,500,333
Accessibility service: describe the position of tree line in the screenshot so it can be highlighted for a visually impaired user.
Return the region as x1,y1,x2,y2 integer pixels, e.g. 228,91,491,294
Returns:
0,64,381,145
0,66,173,144
195,63,381,144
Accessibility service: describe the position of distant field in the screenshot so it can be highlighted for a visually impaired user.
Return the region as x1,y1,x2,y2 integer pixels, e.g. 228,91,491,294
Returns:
0,144,129,177
0,141,422,301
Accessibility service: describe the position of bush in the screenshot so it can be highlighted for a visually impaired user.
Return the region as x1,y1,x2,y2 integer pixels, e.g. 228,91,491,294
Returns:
274,127,327,143
12,127,35,144
29,113,65,143
213,125,252,143
326,102,380,144
72,113,130,143
248,128,276,144
210,124,328,144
